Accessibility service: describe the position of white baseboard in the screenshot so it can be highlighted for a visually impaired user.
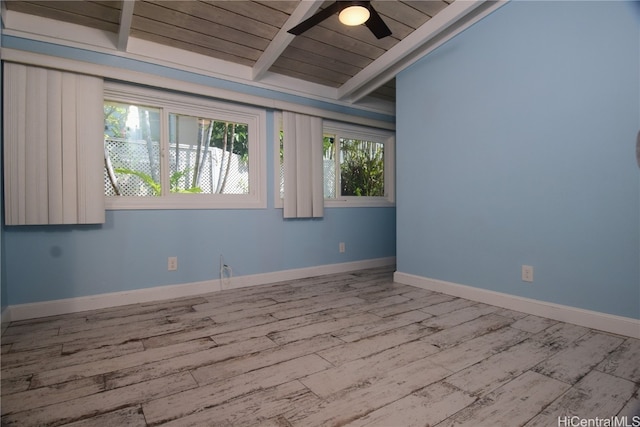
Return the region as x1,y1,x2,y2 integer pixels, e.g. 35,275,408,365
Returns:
394,271,640,339
6,257,395,322
220,257,395,291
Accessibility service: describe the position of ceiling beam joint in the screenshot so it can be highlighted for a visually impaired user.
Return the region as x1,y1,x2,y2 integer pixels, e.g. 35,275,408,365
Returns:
252,0,324,81
338,0,509,102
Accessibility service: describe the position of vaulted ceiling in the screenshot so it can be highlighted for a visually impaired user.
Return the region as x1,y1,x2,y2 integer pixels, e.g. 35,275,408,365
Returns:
1,1,506,113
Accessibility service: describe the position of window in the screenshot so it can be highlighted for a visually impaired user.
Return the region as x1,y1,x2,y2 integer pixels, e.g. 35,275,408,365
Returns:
323,122,395,206
104,83,266,209
276,116,394,208
323,135,386,198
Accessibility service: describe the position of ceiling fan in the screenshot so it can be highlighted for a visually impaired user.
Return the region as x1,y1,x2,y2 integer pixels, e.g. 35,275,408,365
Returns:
288,1,392,40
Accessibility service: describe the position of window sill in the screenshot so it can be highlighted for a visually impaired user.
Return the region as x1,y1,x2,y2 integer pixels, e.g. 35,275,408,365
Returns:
105,195,266,210
324,198,395,208
274,198,395,209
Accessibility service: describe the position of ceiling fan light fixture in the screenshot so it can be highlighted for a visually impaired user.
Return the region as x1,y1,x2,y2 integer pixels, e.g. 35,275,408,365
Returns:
338,5,370,26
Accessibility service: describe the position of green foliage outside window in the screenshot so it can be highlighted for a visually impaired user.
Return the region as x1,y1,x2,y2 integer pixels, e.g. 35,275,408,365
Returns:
340,139,384,197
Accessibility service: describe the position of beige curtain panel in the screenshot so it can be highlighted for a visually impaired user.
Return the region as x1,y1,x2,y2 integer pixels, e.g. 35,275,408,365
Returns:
4,62,105,225
282,111,324,219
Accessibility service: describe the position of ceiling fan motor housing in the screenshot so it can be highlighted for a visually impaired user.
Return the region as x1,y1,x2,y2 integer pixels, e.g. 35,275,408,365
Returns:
288,0,392,39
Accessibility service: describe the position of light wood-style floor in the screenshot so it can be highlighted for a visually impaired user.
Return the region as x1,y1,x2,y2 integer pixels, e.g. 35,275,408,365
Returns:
1,267,639,426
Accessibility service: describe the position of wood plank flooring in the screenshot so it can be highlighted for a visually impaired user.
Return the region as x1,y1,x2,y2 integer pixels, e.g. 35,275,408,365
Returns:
1,267,639,426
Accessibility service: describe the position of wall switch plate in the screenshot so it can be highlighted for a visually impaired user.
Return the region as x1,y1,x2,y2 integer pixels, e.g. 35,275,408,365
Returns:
522,265,533,282
168,257,178,271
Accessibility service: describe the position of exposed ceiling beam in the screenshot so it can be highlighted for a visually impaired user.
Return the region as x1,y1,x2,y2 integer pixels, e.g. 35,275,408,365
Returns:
252,0,324,81
1,1,8,31
338,0,509,102
117,0,135,51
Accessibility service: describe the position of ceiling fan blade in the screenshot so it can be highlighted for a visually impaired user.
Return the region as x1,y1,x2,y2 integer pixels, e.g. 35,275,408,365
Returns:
365,5,392,39
288,2,343,36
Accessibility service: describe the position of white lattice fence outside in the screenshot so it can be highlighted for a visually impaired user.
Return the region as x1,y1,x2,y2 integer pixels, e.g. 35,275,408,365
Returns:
104,138,249,196
323,159,336,198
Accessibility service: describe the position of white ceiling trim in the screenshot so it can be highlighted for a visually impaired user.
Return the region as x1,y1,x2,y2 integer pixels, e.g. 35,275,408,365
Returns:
1,9,391,112
252,0,324,81
126,37,253,80
117,0,135,52
1,9,117,49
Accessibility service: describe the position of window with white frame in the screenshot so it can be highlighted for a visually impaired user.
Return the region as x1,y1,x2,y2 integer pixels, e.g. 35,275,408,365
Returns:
104,83,266,209
276,116,394,207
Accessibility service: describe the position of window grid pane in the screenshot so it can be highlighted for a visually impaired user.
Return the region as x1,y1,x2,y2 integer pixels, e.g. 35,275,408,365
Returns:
104,102,162,197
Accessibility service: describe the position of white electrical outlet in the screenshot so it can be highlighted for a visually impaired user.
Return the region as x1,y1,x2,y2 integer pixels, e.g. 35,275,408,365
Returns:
168,256,178,271
339,242,346,253
522,265,533,282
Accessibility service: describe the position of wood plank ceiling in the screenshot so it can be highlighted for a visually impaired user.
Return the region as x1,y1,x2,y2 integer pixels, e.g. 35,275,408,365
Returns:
2,0,494,109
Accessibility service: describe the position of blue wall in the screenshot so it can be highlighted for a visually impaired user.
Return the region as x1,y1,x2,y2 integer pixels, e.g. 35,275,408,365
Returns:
1,42,396,306
5,207,395,304
396,1,640,319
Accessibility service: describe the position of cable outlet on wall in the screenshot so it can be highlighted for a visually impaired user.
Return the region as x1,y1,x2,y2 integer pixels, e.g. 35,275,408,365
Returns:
522,265,533,282
168,256,178,271
339,242,346,253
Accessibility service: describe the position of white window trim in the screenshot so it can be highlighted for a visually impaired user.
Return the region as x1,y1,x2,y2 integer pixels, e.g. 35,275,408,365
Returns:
104,82,266,210
323,121,395,208
274,113,395,209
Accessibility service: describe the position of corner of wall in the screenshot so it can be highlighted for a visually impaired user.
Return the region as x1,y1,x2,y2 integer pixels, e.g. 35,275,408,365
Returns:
1,306,10,335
